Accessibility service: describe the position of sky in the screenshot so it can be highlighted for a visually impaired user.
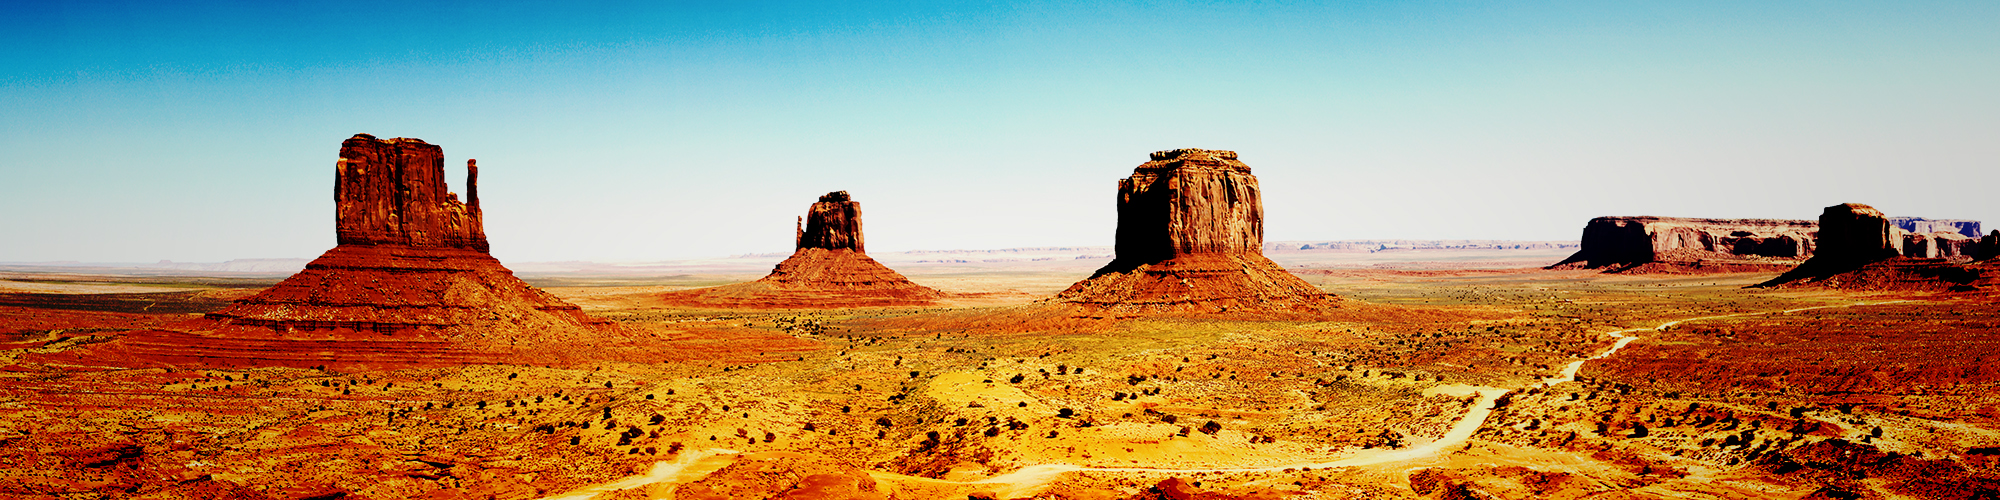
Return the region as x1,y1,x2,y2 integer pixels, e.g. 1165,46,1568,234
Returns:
2,0,1995,263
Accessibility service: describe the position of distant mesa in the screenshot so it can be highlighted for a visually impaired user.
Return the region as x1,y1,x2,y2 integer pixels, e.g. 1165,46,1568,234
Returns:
1054,149,1339,314
1757,203,1996,291
1550,211,1989,274
1547,216,1817,273
1889,216,1982,239
660,191,942,309
42,134,621,369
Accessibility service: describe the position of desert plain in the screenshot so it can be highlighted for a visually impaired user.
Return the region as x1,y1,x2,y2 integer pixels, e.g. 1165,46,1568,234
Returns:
5,242,1999,499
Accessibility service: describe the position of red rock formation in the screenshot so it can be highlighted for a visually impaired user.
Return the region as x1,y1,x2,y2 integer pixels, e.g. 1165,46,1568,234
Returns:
334,134,487,252
1899,231,1979,260
797,191,863,252
1815,203,1900,267
1055,149,1338,315
1983,231,2000,261
1547,217,1816,273
1760,203,1996,290
661,191,941,309
1888,216,1982,238
41,134,621,369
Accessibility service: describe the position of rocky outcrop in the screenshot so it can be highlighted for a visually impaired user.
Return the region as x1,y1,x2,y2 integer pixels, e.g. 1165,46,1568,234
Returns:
1899,231,1980,260
1056,149,1338,315
1808,203,1899,270
1759,203,1996,290
797,191,863,252
1111,149,1263,261
66,134,619,369
1548,217,1816,273
661,191,941,309
1983,231,2000,261
334,134,487,251
1888,217,1982,238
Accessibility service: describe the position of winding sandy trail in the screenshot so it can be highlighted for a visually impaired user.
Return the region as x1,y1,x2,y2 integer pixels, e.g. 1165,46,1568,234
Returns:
538,300,1909,499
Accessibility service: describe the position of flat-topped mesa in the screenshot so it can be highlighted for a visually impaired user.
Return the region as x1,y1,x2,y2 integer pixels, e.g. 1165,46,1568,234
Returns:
1548,216,1817,272
1112,148,1262,265
335,134,487,252
1889,217,1982,239
1058,149,1336,315
796,190,864,252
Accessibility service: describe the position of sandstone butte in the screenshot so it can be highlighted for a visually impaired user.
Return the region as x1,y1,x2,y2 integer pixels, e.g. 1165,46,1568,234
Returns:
1546,216,1818,273
1054,148,1339,315
660,191,943,309
1758,203,1998,291
38,134,618,370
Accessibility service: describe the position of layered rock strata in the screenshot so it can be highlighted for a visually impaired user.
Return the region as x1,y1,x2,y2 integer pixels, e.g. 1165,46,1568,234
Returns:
1888,217,1982,239
1898,231,1980,260
1548,217,1817,273
1759,203,1995,290
67,134,614,369
1055,149,1338,314
661,191,941,309
333,135,488,251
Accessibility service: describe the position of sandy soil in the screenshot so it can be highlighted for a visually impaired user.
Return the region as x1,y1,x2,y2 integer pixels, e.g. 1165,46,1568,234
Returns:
3,265,1997,499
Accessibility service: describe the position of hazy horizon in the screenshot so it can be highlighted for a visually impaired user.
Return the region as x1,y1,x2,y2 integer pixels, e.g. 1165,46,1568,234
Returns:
5,1,1995,263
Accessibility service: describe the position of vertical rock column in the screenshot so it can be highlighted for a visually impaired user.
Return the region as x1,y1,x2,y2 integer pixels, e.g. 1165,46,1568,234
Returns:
333,134,487,252
798,191,864,252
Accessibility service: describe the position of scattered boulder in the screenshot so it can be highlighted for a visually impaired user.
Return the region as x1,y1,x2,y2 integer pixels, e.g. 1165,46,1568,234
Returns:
661,191,942,309
1055,149,1338,315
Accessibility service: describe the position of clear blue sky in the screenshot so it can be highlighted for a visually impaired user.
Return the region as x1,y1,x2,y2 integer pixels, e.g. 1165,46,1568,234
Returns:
3,1,1995,263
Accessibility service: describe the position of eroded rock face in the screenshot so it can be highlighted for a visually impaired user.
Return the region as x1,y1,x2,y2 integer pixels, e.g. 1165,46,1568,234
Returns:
1812,203,1900,269
798,190,864,252
1899,231,1980,260
663,191,940,309
1058,149,1337,315
1889,217,1982,239
71,134,618,369
1983,231,2000,260
1548,217,1816,272
1756,203,1997,290
1112,149,1262,264
334,134,487,252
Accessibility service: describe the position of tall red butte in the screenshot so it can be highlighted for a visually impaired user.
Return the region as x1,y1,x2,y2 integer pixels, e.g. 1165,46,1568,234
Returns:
660,191,942,308
49,134,617,369
1055,149,1339,315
